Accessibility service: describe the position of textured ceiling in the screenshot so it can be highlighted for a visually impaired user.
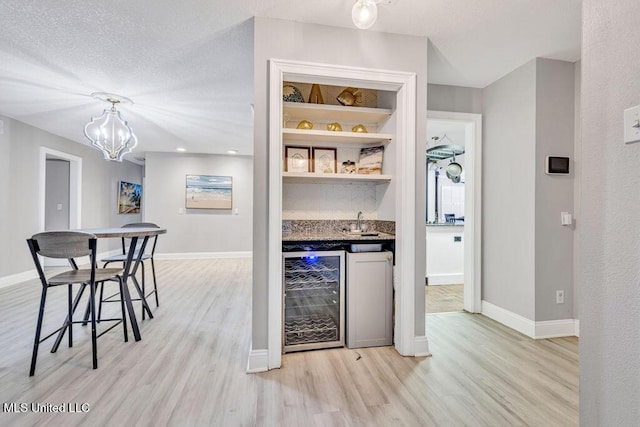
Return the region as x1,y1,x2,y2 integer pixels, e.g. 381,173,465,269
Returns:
0,1,581,158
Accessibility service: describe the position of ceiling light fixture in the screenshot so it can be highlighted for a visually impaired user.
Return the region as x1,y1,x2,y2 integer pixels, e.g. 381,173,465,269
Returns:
83,92,138,162
226,149,239,155
352,0,385,30
176,147,186,152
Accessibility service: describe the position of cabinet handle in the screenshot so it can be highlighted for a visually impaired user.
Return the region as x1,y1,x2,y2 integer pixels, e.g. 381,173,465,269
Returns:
387,255,393,262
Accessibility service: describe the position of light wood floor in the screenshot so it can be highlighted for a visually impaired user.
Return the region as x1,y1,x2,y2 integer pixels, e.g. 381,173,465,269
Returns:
425,284,464,313
0,259,578,426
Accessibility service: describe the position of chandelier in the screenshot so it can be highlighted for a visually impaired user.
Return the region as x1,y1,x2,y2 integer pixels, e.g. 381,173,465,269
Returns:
83,92,138,162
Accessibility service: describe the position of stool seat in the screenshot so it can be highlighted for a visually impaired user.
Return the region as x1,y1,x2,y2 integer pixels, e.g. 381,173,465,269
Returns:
26,231,129,376
49,268,124,285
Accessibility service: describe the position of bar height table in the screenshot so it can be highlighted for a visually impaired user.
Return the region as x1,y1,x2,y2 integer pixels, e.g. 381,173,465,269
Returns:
77,227,166,342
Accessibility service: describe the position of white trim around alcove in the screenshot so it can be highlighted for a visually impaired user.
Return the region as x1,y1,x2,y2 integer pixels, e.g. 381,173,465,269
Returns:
263,59,418,371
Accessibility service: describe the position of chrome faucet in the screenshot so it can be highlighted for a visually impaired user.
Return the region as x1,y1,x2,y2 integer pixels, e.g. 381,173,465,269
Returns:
356,211,363,231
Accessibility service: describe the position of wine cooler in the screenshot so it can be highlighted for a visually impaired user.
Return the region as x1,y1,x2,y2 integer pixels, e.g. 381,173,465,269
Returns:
282,250,345,353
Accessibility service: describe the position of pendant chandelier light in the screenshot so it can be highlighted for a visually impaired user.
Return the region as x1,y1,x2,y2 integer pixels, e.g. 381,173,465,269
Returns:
352,0,392,30
83,92,138,162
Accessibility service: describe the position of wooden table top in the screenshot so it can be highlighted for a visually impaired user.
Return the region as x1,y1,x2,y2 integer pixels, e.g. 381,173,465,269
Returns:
75,227,167,238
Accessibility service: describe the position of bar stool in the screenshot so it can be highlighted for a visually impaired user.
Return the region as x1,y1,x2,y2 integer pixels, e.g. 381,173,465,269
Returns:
26,231,128,376
99,222,160,320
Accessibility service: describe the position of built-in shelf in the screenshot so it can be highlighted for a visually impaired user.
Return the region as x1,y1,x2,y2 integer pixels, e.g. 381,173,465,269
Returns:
283,128,392,145
283,102,392,125
283,172,392,184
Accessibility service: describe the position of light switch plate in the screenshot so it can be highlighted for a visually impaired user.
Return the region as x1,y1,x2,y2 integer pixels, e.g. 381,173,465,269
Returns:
624,105,640,144
561,212,572,226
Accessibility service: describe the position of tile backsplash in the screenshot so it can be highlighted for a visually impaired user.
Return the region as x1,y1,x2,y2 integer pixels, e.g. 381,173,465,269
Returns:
283,182,378,220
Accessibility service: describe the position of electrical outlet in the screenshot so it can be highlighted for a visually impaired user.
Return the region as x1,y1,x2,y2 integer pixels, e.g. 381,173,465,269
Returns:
556,290,565,304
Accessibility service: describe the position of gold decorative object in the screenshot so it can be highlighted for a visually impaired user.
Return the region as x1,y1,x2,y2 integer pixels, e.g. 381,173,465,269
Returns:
296,120,313,130
352,124,368,133
337,87,362,106
308,84,324,104
327,122,342,132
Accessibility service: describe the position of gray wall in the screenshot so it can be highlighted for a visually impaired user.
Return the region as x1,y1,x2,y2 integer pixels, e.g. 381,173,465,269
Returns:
534,58,575,321
482,59,537,320
253,17,428,350
580,0,640,424
482,58,576,322
427,84,483,114
144,152,253,254
0,114,143,278
45,159,70,231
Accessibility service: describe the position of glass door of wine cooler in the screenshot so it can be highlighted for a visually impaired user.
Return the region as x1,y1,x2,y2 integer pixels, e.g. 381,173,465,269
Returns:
282,250,345,353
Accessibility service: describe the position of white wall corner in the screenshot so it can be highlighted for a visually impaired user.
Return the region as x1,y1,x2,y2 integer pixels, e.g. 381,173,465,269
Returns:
414,336,431,357
534,319,578,339
574,319,580,337
156,251,252,260
246,345,269,374
481,300,536,338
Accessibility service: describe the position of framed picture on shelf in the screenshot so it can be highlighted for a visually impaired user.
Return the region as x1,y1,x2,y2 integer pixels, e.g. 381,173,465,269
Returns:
185,175,233,209
118,181,142,214
312,147,337,174
358,146,384,175
285,146,310,172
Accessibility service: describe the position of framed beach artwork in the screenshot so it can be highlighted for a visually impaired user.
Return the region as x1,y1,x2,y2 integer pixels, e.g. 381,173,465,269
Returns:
185,175,233,209
118,181,142,214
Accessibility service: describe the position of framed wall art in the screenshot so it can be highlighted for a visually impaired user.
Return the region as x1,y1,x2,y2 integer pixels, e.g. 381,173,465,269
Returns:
312,147,337,173
185,175,233,209
358,146,384,175
118,181,142,214
285,146,310,173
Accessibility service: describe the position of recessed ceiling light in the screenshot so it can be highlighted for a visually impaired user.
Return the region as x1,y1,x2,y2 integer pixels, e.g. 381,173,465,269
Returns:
226,150,239,155
176,147,186,152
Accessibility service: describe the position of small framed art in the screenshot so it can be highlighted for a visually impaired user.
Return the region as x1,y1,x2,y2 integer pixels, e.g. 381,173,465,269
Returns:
285,146,310,172
312,147,337,173
118,181,142,214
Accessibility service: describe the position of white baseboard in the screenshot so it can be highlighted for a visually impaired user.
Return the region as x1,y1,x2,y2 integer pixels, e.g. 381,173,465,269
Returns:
535,319,577,339
156,251,252,260
426,273,464,286
481,300,577,339
246,346,269,373
481,300,536,338
0,269,38,290
574,319,580,337
414,336,431,357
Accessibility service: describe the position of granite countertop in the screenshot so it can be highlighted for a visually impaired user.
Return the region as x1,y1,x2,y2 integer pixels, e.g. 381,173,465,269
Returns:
282,230,395,242
426,221,465,227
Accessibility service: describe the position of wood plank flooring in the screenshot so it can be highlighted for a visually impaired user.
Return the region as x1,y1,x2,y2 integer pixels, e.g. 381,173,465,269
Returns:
0,259,578,426
425,284,464,313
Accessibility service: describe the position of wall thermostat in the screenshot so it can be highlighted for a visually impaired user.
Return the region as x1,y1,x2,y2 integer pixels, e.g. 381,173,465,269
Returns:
545,156,570,175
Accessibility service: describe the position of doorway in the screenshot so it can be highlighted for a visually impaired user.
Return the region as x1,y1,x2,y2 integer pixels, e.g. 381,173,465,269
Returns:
426,111,482,314
39,147,82,266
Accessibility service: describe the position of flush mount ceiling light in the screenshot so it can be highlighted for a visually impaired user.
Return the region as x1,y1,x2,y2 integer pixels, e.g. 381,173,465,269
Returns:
83,92,138,162
352,0,394,30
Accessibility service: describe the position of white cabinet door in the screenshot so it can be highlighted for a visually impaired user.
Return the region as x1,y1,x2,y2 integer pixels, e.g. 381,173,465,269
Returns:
346,251,393,348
